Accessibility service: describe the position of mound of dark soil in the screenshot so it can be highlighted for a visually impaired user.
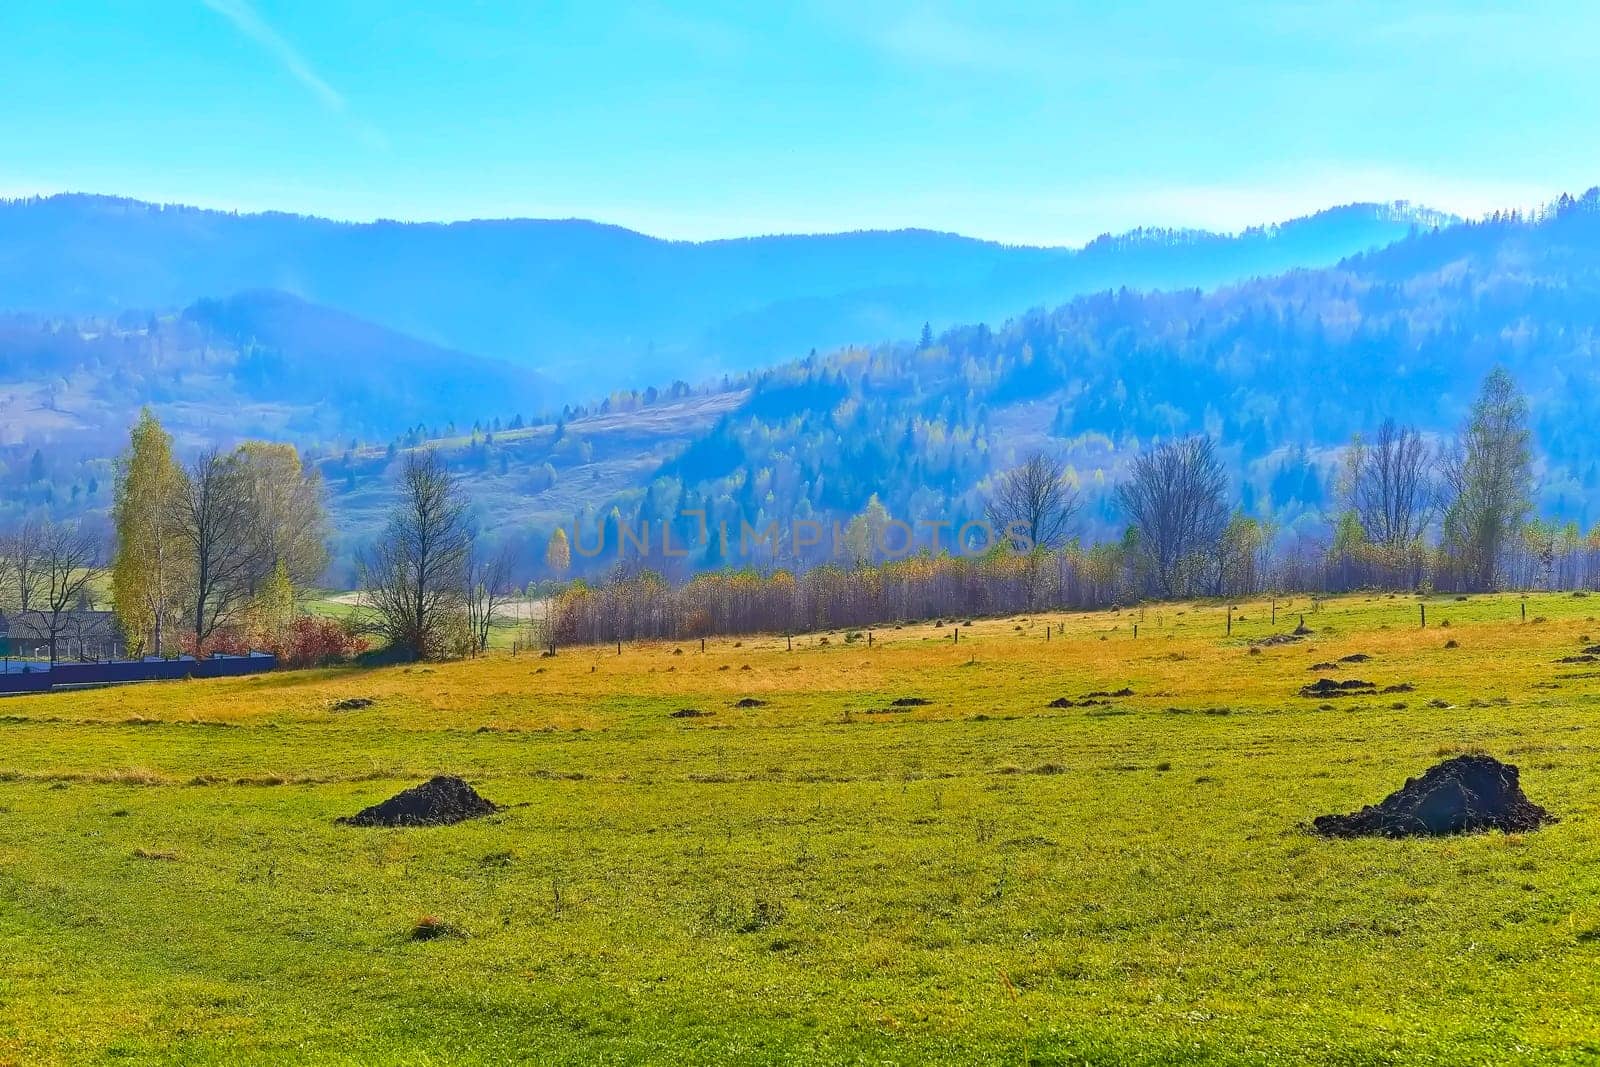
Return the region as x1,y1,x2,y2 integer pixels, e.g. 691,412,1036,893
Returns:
890,697,932,707
1338,653,1372,663
1254,633,1305,652
671,708,712,718
1299,678,1376,697
1083,687,1135,698
331,697,374,711
733,698,768,708
1557,654,1598,664
1313,755,1555,838
1308,662,1338,671
1252,633,1304,647
338,776,498,827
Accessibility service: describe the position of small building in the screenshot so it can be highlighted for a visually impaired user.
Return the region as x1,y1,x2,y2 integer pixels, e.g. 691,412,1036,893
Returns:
0,610,125,662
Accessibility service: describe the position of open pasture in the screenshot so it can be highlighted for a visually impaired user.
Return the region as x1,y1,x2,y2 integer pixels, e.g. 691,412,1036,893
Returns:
5,592,1600,1063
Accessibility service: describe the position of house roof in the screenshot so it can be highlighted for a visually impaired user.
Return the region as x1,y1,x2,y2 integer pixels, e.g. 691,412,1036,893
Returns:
0,610,123,641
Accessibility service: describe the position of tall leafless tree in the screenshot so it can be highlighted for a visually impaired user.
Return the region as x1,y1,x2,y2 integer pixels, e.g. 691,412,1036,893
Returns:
7,519,47,613
1117,436,1230,597
986,450,1080,550
33,520,101,663
0,527,15,613
174,448,257,647
465,538,517,653
1344,419,1435,552
358,451,471,659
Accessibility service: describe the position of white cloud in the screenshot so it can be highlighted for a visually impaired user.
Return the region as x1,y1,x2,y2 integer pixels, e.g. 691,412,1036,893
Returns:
200,0,346,112
200,0,388,149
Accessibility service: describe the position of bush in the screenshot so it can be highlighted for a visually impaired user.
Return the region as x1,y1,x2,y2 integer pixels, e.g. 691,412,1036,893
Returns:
178,616,368,668
273,616,369,668
178,629,252,658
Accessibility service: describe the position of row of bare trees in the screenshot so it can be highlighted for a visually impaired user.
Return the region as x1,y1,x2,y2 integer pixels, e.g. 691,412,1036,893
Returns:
984,369,1534,602
1328,369,1533,592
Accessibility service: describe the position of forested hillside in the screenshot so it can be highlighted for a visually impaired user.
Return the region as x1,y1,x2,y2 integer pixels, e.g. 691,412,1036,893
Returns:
0,194,1447,393
602,191,1600,569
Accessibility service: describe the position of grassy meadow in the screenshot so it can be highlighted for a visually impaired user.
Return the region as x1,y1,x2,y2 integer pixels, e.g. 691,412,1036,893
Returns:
6,591,1600,1063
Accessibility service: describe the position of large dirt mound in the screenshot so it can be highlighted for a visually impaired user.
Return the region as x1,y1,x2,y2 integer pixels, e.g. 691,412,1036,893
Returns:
338,776,499,827
1299,677,1375,697
1313,755,1555,838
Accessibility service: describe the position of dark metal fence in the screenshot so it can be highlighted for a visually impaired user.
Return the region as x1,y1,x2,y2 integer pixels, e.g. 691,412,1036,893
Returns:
0,652,277,695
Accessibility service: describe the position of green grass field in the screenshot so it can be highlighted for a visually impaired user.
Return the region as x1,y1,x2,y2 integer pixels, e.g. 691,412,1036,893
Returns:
5,591,1600,1064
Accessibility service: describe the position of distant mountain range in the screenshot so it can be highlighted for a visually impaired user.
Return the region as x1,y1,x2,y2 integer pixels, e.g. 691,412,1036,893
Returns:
28,186,1600,584
0,193,1453,395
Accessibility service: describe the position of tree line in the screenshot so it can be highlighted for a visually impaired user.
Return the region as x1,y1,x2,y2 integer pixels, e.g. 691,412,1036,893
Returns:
547,368,1548,643
0,366,1559,661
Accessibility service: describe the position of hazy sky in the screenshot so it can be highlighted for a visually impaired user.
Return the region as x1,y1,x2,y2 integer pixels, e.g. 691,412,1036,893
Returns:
2,1,1597,244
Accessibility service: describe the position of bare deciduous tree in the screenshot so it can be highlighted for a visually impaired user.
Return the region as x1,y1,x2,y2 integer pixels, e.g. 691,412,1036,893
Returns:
986,450,1080,550
174,448,258,647
465,538,517,653
34,520,101,663
7,519,47,613
0,527,15,613
359,451,471,659
1117,436,1229,597
1343,419,1435,552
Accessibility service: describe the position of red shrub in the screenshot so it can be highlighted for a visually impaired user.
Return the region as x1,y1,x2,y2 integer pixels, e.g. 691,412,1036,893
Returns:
178,628,252,658
272,616,369,668
177,617,366,668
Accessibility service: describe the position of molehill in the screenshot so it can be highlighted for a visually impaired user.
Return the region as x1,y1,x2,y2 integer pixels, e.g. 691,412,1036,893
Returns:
1312,755,1554,838
337,776,499,827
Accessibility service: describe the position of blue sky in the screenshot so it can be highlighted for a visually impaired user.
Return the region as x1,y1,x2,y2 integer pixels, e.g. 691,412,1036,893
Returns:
2,1,1597,244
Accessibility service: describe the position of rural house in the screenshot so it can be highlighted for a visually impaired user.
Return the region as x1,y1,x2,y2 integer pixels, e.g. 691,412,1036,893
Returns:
0,610,125,662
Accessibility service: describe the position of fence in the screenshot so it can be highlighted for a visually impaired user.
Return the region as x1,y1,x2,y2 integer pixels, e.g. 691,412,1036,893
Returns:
0,652,278,695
